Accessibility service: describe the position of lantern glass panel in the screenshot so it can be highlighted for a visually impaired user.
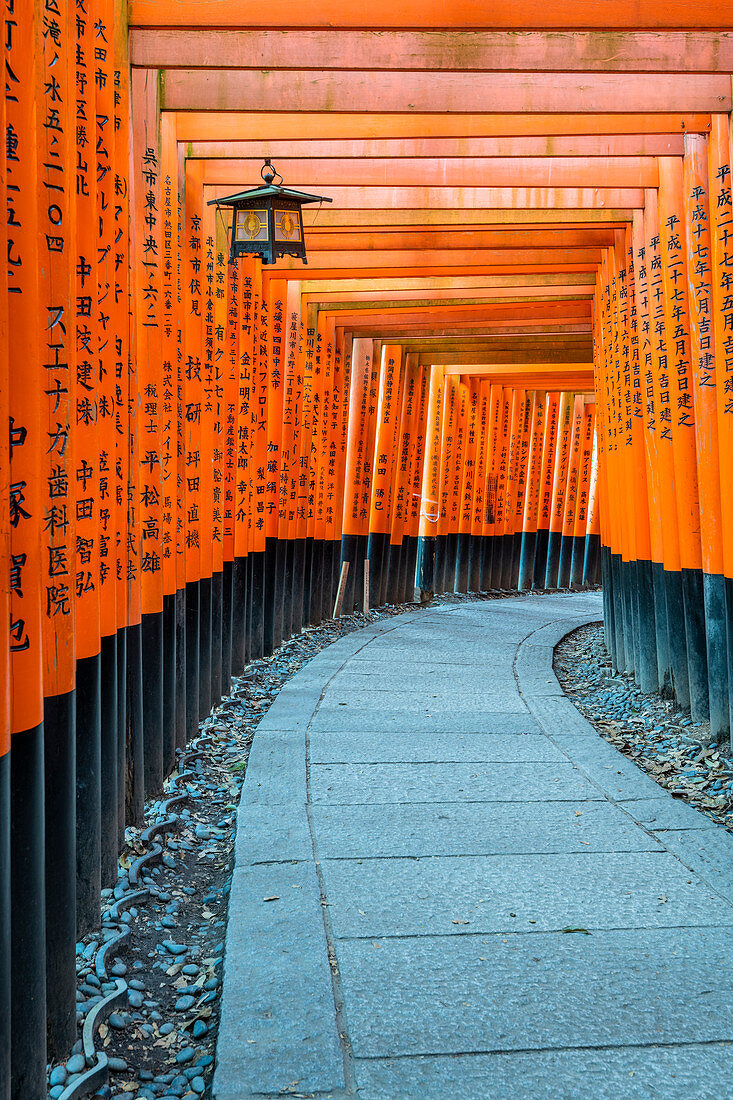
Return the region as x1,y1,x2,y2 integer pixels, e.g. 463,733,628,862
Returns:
274,207,302,244
235,208,269,244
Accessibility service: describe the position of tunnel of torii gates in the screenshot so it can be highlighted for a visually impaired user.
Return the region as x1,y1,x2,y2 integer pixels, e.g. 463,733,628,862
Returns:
5,0,733,1095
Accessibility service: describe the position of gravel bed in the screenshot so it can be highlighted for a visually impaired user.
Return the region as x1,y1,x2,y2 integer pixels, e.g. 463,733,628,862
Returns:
555,622,733,831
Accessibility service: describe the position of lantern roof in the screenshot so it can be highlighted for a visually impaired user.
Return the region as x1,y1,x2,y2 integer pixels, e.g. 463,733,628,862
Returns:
207,184,332,207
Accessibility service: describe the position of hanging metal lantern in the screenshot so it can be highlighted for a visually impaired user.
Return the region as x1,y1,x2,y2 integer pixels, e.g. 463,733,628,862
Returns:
208,159,332,266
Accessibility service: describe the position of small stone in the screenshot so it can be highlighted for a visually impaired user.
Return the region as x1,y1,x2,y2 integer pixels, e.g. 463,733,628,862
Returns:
49,1087,64,1100
174,995,195,1011
66,1053,86,1074
108,1012,127,1030
128,979,146,992
176,1047,195,1065
194,825,210,840
110,962,127,977
161,916,176,928
49,1065,68,1086
107,1057,128,1073
181,964,199,976
159,1022,175,1036
192,1020,207,1039
128,989,144,1008
191,1078,205,1096
162,941,187,956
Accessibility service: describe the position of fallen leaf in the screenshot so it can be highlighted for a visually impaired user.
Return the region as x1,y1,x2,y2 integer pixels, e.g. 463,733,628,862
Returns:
263,896,280,902
561,927,590,934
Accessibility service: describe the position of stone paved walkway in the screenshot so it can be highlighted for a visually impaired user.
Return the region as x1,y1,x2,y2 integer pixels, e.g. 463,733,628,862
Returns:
213,593,733,1100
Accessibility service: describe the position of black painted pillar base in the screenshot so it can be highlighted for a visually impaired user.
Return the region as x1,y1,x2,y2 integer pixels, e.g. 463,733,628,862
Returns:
44,691,76,1060
385,541,402,605
185,583,200,742
601,546,615,666
100,634,118,886
544,531,562,589
397,538,409,602
116,628,127,849
479,536,492,592
141,612,164,799
625,560,640,681
558,533,573,589
250,551,266,660
231,558,246,676
583,532,601,586
664,569,690,711
292,539,305,633
445,533,458,594
367,532,388,608
310,540,324,626
244,556,252,666
280,540,292,642
467,535,481,592
174,591,186,754
497,533,511,589
455,533,470,593
211,570,223,706
76,653,101,938
510,531,522,590
320,540,333,621
10,724,46,1100
518,530,536,591
533,528,550,589
569,533,584,588
651,562,673,697
682,568,710,723
302,538,314,624
198,576,212,721
726,576,733,752
263,538,277,655
126,622,145,826
609,554,627,673
162,594,177,776
433,534,446,595
222,562,234,697
636,559,659,694
702,571,729,743
0,751,9,1100
416,534,435,599
488,534,503,589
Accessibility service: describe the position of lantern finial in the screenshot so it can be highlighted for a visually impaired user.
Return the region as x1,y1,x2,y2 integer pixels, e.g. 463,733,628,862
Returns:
261,159,282,187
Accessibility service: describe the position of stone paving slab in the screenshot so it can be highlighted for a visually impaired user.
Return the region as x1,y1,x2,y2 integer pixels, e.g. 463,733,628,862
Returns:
214,593,733,1100
214,861,343,1099
353,1044,733,1100
309,760,604,804
240,730,306,804
312,689,529,719
336,926,733,1058
308,730,562,764
309,800,663,858
322,850,732,938
622,796,718,832
322,670,515,695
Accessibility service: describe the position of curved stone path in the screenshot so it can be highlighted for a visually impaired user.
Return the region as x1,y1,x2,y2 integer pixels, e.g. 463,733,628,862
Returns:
213,593,733,1100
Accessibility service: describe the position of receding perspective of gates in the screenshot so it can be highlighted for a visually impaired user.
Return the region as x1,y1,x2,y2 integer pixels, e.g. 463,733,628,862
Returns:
3,1,733,1097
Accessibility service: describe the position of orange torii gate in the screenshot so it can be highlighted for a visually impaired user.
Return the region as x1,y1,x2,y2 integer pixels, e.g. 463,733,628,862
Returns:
3,3,733,1098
